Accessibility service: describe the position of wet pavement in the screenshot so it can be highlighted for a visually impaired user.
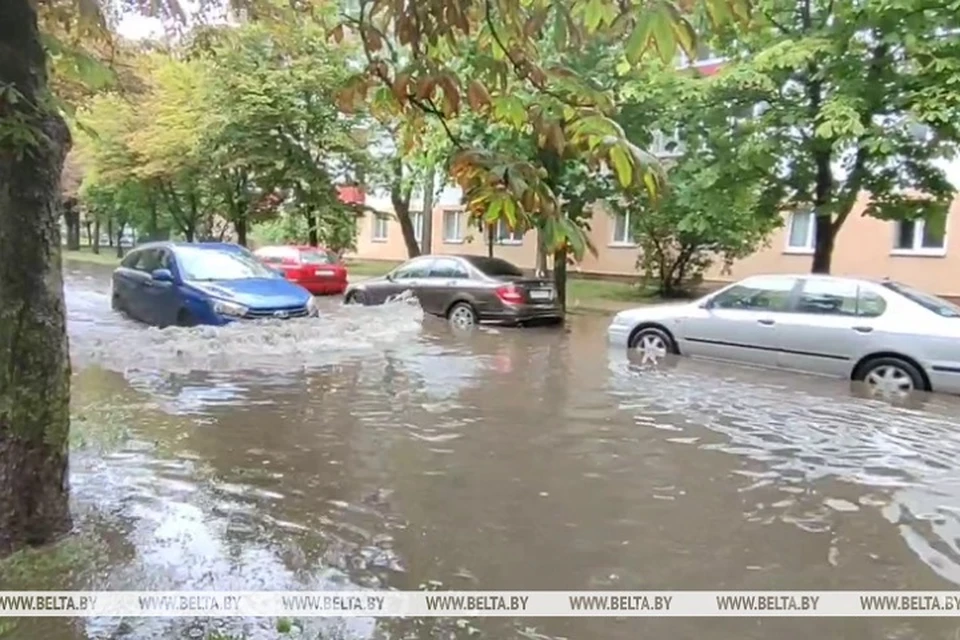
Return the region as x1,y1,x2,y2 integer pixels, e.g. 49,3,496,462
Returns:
8,261,960,639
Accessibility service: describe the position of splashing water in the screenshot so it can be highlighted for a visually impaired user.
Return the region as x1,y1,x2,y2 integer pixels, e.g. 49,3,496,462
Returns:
67,282,425,374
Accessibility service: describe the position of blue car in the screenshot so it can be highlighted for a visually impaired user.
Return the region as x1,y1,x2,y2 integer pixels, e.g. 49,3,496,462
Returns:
111,242,318,327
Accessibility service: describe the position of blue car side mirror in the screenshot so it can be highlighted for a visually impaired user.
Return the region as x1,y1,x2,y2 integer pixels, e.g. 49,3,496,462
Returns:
151,268,174,282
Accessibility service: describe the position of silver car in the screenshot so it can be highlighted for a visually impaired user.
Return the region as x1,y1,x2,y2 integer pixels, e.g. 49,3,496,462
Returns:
607,274,960,396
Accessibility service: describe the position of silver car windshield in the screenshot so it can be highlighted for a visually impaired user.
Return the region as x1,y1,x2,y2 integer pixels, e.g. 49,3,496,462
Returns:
884,281,960,318
176,247,278,281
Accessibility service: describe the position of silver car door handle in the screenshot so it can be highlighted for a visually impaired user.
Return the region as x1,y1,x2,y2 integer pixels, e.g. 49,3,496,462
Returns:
757,318,775,326
852,326,874,333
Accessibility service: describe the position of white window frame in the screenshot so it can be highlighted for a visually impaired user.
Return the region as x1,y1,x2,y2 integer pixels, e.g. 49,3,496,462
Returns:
372,213,389,242
891,218,948,257
494,219,523,245
412,211,423,243
784,210,816,254
610,211,634,247
443,210,465,244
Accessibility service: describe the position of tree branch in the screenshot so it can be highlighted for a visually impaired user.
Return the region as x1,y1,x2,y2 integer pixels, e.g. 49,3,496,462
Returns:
762,10,792,35
482,0,593,109
352,0,462,148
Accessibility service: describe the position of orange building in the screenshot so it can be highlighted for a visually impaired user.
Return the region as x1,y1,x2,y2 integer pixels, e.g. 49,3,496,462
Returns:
350,191,960,298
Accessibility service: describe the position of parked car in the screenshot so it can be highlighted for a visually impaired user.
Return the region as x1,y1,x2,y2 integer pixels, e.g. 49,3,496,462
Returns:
253,245,348,295
607,274,960,396
111,242,318,327
344,254,562,327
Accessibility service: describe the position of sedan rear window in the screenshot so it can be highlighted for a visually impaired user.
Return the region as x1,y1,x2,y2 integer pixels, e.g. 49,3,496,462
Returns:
883,281,960,318
463,256,524,277
299,250,335,265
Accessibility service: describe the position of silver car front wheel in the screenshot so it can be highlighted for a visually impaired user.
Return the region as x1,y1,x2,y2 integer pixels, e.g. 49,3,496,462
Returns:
628,327,674,365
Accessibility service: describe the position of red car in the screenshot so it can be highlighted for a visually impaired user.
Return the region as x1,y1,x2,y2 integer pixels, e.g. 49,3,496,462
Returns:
253,245,348,295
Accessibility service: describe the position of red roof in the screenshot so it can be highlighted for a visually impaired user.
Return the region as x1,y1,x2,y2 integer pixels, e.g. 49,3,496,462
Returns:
337,185,364,205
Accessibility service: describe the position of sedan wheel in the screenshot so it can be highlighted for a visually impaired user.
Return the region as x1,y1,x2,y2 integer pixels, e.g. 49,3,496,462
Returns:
345,290,366,305
628,328,674,365
859,357,925,397
448,302,477,329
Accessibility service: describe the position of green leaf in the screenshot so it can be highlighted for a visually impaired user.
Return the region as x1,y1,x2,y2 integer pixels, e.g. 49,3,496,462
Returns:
483,197,504,221
503,197,517,226
609,145,632,186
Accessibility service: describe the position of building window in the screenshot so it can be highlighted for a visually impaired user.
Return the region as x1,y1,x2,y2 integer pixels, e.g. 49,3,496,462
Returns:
412,212,423,243
785,210,816,253
494,219,522,245
443,210,464,243
651,128,683,158
893,217,947,255
611,211,633,245
372,213,389,242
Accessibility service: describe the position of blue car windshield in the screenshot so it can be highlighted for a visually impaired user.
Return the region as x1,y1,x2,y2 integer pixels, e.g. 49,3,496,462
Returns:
175,247,278,281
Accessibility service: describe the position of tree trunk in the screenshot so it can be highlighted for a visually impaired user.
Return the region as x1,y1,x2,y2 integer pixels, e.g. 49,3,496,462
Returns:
0,0,73,557
487,224,495,258
306,212,318,247
91,219,100,254
115,223,126,259
107,218,114,247
146,191,158,241
394,200,420,258
421,167,435,254
553,248,568,312
235,216,247,247
811,214,834,274
63,200,80,251
535,228,548,277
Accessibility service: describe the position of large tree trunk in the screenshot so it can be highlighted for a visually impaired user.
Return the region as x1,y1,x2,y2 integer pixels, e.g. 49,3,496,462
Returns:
91,219,100,255
487,224,495,258
811,214,834,274
0,0,73,557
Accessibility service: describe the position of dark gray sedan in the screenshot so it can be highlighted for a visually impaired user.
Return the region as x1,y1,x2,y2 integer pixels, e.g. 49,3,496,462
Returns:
344,255,563,327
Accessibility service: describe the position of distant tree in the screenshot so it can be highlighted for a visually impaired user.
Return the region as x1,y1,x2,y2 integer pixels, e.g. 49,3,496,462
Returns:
609,64,784,296
710,0,960,273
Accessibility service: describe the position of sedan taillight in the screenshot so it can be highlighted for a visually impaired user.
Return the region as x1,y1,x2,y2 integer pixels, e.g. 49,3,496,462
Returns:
495,284,524,304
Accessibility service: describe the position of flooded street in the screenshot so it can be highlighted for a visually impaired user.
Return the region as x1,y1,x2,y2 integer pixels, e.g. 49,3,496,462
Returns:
11,261,960,639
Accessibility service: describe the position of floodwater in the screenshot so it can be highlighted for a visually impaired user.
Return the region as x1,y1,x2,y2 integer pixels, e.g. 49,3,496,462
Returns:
8,261,960,639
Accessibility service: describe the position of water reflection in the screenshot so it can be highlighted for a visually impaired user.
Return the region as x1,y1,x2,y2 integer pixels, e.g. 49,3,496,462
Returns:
30,263,960,640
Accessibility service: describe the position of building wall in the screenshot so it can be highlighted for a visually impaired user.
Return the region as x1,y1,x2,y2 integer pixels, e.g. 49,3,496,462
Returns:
351,193,960,297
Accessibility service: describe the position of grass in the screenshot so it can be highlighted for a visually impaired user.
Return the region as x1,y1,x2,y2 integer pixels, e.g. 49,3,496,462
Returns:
63,246,121,266
344,258,400,276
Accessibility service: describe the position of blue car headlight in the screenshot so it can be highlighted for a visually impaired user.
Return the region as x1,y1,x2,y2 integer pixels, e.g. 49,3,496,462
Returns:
213,299,248,318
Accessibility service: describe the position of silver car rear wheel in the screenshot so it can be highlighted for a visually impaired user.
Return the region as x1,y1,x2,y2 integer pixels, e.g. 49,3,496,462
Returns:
448,302,477,328
858,357,925,396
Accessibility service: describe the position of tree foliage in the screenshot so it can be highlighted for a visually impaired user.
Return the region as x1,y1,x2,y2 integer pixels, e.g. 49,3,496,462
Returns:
607,63,783,295
336,0,751,259
709,0,960,272
72,18,364,249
